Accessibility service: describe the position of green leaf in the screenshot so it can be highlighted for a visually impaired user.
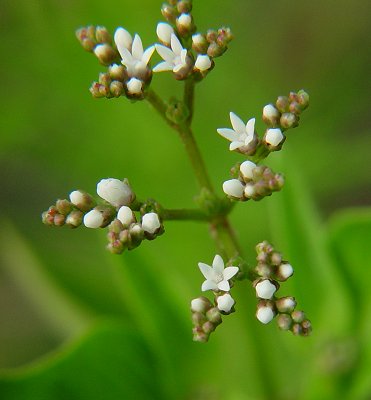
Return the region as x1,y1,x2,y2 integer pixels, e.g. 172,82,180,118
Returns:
0,321,165,400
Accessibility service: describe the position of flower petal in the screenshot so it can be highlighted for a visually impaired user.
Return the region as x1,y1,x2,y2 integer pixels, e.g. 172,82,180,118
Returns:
202,280,218,292
244,135,254,146
217,280,230,292
132,34,144,60
114,27,132,57
120,47,134,66
212,254,224,274
153,61,173,72
229,141,244,151
180,49,187,64
155,44,175,62
223,266,239,280
245,117,255,136
142,45,155,65
171,33,183,55
217,128,239,142
198,262,214,280
229,112,246,135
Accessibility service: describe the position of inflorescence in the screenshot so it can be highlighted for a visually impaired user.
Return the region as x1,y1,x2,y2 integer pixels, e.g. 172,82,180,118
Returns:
43,0,312,343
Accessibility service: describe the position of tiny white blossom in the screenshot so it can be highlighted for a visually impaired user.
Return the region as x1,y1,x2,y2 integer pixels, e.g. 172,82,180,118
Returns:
114,32,155,78
265,128,284,147
217,293,235,313
198,254,239,292
240,160,256,180
83,209,103,229
194,54,212,71
156,22,174,46
255,279,277,299
142,212,161,234
256,306,274,324
97,178,133,208
126,77,143,95
217,112,256,151
154,34,189,73
244,184,255,198
117,206,135,226
263,104,280,120
69,190,85,207
277,263,294,280
223,179,245,199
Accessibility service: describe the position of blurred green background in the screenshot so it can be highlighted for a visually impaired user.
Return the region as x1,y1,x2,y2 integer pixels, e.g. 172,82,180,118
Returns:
1,0,371,399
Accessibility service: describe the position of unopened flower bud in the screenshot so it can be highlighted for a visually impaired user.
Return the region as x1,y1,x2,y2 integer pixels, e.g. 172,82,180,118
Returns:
297,90,309,109
194,54,212,72
291,310,306,323
289,101,302,115
292,323,303,336
126,78,143,95
244,184,255,199
65,210,83,228
280,113,299,129
156,22,174,46
54,214,65,226
117,206,135,227
216,293,235,313
176,13,195,37
256,302,276,324
97,178,134,208
142,212,161,234
192,33,208,53
276,297,297,313
202,321,216,334
83,209,104,228
255,263,273,278
206,307,222,325
277,314,293,330
223,179,244,199
262,104,281,127
95,26,112,44
264,128,285,148
177,0,192,13
255,279,278,299
301,319,312,336
69,190,96,212
56,199,73,215
94,44,117,65
271,252,282,266
191,296,212,313
109,64,126,81
161,4,178,22
129,223,144,241
276,263,294,281
276,96,289,113
110,81,124,97
240,160,256,180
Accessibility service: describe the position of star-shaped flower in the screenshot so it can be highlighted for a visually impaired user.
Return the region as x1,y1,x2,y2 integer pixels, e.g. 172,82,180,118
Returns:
154,34,189,74
217,112,256,151
114,29,155,79
198,255,239,292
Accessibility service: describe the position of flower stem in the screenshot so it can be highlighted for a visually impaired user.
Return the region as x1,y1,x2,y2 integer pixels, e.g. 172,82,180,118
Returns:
183,78,195,123
161,208,209,221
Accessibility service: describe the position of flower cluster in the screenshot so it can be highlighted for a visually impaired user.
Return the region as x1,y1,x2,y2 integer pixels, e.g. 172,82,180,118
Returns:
253,241,312,336
191,255,239,342
223,160,284,201
42,178,164,254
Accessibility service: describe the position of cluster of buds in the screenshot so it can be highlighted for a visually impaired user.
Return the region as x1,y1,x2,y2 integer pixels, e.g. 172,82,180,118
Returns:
90,71,125,99
191,255,239,341
253,241,312,336
262,89,309,131
193,27,233,58
107,209,164,254
161,1,195,37
76,26,119,66
223,160,284,201
42,178,165,253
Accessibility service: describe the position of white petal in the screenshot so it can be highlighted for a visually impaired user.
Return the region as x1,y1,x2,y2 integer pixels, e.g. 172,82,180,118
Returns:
153,61,174,72
217,280,230,292
198,262,214,280
114,27,132,57
223,179,244,198
120,47,134,66
171,33,183,55
217,128,238,142
201,280,218,292
212,254,224,274
229,141,245,151
244,135,254,146
173,63,185,73
155,44,175,62
156,22,174,45
131,34,144,60
223,266,239,280
245,118,255,136
240,160,256,180
180,49,187,64
142,45,155,65
229,112,246,135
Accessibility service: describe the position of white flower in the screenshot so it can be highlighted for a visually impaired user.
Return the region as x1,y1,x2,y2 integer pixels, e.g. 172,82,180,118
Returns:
114,27,133,52
126,77,143,95
156,22,174,46
154,34,189,73
263,104,280,120
256,306,274,324
194,54,212,72
114,31,155,78
240,160,256,180
217,112,256,151
217,293,235,313
277,263,294,280
265,128,284,147
255,279,277,299
142,212,161,234
198,254,239,292
117,206,135,226
97,178,133,208
223,179,245,199
83,209,103,229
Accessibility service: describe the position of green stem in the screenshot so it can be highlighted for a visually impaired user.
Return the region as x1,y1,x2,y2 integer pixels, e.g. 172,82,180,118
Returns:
145,89,176,129
183,78,195,123
161,208,209,221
